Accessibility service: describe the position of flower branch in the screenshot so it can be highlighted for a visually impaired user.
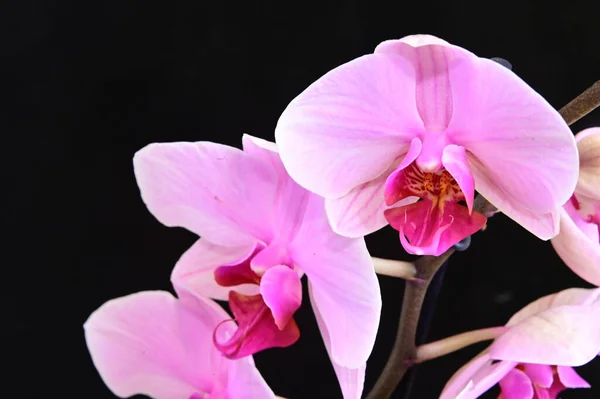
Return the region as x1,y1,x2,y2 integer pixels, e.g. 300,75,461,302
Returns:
559,80,600,125
372,257,417,280
366,248,455,399
414,326,507,364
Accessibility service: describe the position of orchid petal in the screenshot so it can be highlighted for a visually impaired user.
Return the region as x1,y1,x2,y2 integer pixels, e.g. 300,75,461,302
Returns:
171,239,259,302
325,172,390,237
491,305,600,366
291,196,381,368
466,155,559,239
440,351,493,399
260,265,302,330
309,281,366,399
242,134,313,243
551,204,600,286
441,351,517,399
442,144,475,214
556,366,591,389
576,128,600,200
297,240,381,368
523,364,553,388
133,142,277,246
325,147,420,237
242,133,279,157
227,357,277,399
498,368,534,399
507,287,600,325
84,291,272,399
447,57,578,237
275,53,423,199
375,34,452,50
374,36,476,131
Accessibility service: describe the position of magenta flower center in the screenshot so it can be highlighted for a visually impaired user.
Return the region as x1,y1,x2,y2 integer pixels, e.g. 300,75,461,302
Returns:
211,247,300,359
403,163,464,205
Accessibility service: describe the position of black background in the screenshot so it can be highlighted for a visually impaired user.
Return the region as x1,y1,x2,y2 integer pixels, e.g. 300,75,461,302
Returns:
4,0,600,398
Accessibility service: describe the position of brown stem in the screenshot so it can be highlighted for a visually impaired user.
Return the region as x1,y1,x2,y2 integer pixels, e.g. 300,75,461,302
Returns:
559,80,600,126
366,249,454,399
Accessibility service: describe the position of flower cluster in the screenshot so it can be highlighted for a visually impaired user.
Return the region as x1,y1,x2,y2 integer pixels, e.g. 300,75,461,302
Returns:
85,34,600,399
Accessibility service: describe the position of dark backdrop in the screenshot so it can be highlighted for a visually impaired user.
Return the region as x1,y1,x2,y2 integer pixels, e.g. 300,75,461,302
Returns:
4,0,600,398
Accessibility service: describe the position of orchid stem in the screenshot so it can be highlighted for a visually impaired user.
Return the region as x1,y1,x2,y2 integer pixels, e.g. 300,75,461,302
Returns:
399,258,449,399
366,249,454,399
373,257,417,280
414,326,507,363
559,80,600,126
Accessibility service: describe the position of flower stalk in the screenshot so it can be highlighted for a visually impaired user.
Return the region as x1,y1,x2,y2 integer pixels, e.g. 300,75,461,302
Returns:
414,326,507,364
366,248,454,399
559,80,600,125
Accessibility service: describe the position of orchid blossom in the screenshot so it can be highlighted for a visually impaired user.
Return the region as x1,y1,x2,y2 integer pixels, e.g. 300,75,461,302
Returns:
84,289,274,399
133,134,381,398
552,127,600,285
274,34,578,255
440,287,600,398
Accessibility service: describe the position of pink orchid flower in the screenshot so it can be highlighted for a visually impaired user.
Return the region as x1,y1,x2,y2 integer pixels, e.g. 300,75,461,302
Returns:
440,287,600,399
133,134,381,398
274,34,578,256
552,127,600,285
84,289,274,399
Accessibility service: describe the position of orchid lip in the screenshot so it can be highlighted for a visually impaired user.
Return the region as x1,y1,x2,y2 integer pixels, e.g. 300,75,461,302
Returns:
213,305,270,359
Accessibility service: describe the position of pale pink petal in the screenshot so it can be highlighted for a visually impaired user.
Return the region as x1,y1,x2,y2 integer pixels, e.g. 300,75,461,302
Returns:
575,128,600,200
551,204,600,286
325,173,389,237
242,134,313,244
491,305,600,366
441,351,517,399
227,358,276,399
260,265,302,329
442,144,475,213
447,57,578,238
375,35,452,50
133,142,277,246
374,36,476,132
325,173,419,237
290,195,380,368
84,291,272,399
440,352,493,399
275,53,423,199
171,239,260,302
466,155,559,239
297,237,380,368
556,366,591,388
523,364,553,387
309,281,366,399
498,368,534,399
507,287,600,325
242,134,279,157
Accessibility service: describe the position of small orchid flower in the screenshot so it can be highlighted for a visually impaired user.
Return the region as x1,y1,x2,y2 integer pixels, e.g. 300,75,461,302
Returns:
440,287,600,399
133,134,381,398
552,127,600,285
275,34,578,256
84,289,274,399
